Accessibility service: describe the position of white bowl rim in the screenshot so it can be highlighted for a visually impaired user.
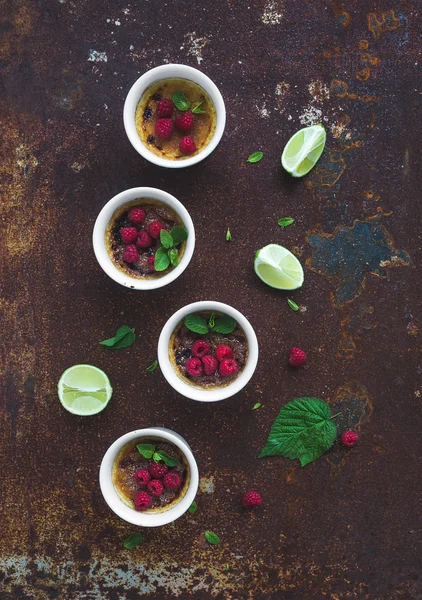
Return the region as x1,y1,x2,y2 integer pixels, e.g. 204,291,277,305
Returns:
158,301,259,402
123,63,226,168
99,427,199,527
92,187,195,290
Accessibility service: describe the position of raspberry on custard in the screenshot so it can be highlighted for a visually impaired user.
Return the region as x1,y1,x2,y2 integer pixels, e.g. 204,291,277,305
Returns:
122,245,139,264
156,98,174,118
120,227,138,244
134,469,151,487
175,112,194,131
192,340,210,359
147,479,164,497
134,490,151,511
163,471,182,490
215,345,233,362
148,221,166,239
179,136,196,154
219,358,239,377
202,355,218,376
136,230,153,248
128,207,145,224
186,357,203,377
155,118,174,139
147,255,156,272
149,462,168,479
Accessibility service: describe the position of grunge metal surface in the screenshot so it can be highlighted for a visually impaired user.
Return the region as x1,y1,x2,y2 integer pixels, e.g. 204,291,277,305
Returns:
1,0,421,598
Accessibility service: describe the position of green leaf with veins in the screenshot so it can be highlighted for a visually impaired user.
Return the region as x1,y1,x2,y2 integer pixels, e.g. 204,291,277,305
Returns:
212,315,236,334
154,246,170,271
192,100,207,114
188,501,197,514
153,450,177,467
247,151,263,163
185,314,209,334
287,299,299,312
205,531,221,545
168,248,179,267
136,443,155,459
170,226,188,244
172,91,190,111
208,312,216,329
160,229,173,249
123,533,143,549
99,325,136,349
278,217,295,228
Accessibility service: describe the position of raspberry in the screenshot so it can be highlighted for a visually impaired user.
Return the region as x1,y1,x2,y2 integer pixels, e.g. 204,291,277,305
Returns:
219,358,239,377
128,207,145,224
155,118,173,139
341,430,358,447
147,479,164,497
186,357,203,377
288,347,307,367
134,490,151,511
192,340,210,359
156,98,174,118
179,136,196,154
163,471,182,490
148,221,166,239
243,491,262,509
122,245,139,263
134,468,151,487
202,355,218,376
175,112,194,131
147,255,156,272
149,462,168,479
215,345,233,362
120,227,138,244
136,230,153,248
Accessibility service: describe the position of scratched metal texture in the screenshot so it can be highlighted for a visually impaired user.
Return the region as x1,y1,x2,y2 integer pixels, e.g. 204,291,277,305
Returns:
0,0,421,598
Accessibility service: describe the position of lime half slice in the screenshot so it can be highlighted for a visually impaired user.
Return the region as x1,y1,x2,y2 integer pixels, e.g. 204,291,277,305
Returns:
58,364,112,416
254,244,304,290
281,124,326,177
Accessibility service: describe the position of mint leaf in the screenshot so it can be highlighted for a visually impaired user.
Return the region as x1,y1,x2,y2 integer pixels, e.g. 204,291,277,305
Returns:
212,315,236,334
170,226,188,244
252,402,262,410
188,501,197,514
247,151,263,163
153,450,177,467
160,229,174,249
154,246,170,271
208,312,215,329
225,564,230,571
123,533,143,549
99,325,136,350
259,397,337,467
146,360,158,372
168,248,179,267
226,228,232,241
287,299,299,312
278,217,295,228
136,443,155,459
172,91,190,111
185,314,209,334
192,100,207,114
205,531,220,545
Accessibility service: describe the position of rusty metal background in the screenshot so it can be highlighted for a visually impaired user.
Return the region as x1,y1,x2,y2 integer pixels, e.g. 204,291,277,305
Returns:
1,0,421,598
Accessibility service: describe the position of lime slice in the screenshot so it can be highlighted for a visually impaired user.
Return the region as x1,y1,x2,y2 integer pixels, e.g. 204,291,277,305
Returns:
58,364,112,416
281,124,326,177
254,244,304,290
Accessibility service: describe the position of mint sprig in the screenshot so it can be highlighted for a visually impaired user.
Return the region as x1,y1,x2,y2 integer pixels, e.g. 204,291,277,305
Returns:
154,227,188,272
247,151,263,163
136,443,177,466
99,325,136,350
278,217,295,228
184,313,236,335
192,100,207,114
205,531,221,545
172,91,190,111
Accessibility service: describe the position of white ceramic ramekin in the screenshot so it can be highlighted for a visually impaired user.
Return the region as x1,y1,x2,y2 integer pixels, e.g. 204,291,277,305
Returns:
92,187,195,290
99,428,199,527
123,64,226,168
158,301,259,402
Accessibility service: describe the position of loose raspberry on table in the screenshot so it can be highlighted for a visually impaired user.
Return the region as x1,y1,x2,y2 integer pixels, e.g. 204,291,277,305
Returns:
202,354,218,376
163,471,182,490
134,469,151,487
148,221,166,239
156,98,174,118
288,347,307,367
175,112,194,131
243,491,262,509
219,358,239,377
179,136,196,154
136,230,153,248
134,490,151,511
147,479,164,497
155,118,174,139
215,345,233,362
128,207,145,224
120,227,138,244
341,430,359,447
122,245,139,264
186,357,203,377
147,255,156,272
149,462,168,479
192,340,210,359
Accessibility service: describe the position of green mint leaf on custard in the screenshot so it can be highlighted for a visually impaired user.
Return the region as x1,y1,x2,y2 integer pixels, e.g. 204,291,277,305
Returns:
259,397,337,467
153,450,177,467
123,533,143,549
211,315,236,334
185,314,209,334
136,444,155,459
208,312,216,329
160,229,174,249
168,248,179,267
154,246,171,271
205,531,221,545
252,402,262,410
146,360,158,372
226,228,232,241
247,151,263,163
287,299,299,312
170,226,188,244
99,325,136,350
192,100,207,114
172,91,190,111
278,217,295,228
188,501,197,514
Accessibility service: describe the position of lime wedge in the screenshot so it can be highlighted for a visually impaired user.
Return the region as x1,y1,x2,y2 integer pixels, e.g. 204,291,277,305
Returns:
281,124,326,177
254,244,304,290
58,364,112,416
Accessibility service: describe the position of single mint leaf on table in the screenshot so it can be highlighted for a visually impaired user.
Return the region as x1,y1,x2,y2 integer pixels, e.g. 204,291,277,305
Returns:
208,312,215,329
226,228,232,241
168,248,179,267
153,450,177,467
259,397,337,467
192,100,207,114
172,91,190,111
225,564,230,571
123,533,143,549
205,531,221,545
185,314,209,334
99,325,136,349
247,151,263,163
136,443,155,459
212,315,236,334
160,229,174,249
188,501,197,514
154,246,170,271
252,402,262,410
146,360,158,372
287,299,299,312
170,226,188,244
278,217,295,228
